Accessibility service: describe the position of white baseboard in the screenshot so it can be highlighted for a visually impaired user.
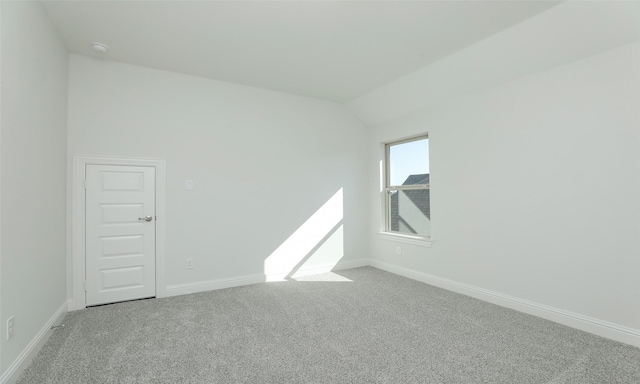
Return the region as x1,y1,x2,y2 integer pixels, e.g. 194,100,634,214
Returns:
165,258,370,297
165,273,266,297
267,258,371,281
369,260,640,348
0,301,67,384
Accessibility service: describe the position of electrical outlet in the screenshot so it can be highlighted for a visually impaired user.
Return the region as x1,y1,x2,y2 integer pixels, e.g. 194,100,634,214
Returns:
186,258,194,269
396,246,402,255
185,180,194,190
7,316,14,341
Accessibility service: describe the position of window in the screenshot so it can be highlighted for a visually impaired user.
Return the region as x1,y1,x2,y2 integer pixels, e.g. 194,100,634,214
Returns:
384,136,430,239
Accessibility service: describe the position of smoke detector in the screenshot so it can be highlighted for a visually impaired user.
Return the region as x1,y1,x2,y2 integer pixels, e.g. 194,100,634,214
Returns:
91,42,109,53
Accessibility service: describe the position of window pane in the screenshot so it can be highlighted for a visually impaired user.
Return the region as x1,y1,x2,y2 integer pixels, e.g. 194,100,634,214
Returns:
389,138,429,186
389,188,430,236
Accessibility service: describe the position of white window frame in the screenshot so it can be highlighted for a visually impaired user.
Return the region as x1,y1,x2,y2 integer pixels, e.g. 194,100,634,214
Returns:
379,134,432,247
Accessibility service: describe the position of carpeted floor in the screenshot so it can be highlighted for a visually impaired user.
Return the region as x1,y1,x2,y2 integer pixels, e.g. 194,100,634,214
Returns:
18,267,640,383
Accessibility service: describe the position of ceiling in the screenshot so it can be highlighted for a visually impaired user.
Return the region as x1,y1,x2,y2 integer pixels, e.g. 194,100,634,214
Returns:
41,1,561,102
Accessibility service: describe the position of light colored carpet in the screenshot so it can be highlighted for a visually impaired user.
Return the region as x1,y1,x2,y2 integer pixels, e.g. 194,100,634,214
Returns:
18,267,640,383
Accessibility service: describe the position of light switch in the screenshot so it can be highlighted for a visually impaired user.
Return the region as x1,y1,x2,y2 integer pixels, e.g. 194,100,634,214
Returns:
185,180,194,190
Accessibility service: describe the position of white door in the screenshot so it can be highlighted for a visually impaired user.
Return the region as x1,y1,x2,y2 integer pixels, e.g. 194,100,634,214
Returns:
85,165,156,306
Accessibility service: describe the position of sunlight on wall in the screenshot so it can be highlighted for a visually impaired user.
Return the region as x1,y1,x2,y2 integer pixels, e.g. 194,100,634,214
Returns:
264,188,344,281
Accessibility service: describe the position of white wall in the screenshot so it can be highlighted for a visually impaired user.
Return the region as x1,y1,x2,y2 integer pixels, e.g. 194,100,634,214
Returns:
0,1,68,377
67,55,368,299
359,40,640,341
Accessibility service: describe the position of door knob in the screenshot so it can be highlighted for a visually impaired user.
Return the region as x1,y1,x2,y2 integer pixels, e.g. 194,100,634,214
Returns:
138,216,153,222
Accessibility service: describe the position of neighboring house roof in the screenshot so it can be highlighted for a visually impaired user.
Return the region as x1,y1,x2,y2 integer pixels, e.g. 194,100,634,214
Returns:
390,173,431,234
403,174,429,185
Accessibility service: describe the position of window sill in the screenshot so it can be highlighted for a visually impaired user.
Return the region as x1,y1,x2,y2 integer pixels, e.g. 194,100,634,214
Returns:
378,232,433,247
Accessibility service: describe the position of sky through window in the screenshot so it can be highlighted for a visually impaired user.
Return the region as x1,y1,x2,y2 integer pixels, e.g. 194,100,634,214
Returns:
389,138,429,186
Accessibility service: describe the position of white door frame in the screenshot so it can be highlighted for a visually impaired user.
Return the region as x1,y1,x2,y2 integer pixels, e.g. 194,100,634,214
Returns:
71,156,166,310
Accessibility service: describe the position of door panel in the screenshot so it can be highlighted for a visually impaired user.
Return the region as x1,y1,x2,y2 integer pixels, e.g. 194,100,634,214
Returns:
86,165,156,306
101,235,144,257
101,266,145,290
101,204,145,223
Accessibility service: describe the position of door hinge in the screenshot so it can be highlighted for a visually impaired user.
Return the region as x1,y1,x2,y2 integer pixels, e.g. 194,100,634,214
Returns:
83,281,87,292
83,179,87,190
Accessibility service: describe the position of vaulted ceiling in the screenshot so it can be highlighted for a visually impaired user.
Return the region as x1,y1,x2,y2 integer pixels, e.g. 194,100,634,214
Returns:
41,1,560,102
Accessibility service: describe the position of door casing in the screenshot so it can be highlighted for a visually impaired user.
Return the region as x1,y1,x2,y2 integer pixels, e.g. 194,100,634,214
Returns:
71,156,166,310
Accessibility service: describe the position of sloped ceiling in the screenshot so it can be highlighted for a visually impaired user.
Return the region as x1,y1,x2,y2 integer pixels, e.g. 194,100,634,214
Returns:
348,1,640,125
41,1,560,102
